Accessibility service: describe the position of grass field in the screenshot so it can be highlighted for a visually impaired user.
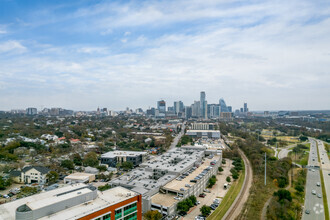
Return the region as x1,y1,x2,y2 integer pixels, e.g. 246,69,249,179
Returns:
207,162,245,220
288,143,310,166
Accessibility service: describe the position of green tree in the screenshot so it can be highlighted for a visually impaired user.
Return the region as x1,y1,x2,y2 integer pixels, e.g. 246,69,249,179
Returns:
226,176,231,182
218,167,224,172
83,152,99,167
97,165,107,172
189,195,197,205
73,153,82,166
61,160,74,170
177,201,190,212
274,189,292,204
208,175,217,188
143,210,162,220
200,205,211,217
47,171,59,184
117,161,134,171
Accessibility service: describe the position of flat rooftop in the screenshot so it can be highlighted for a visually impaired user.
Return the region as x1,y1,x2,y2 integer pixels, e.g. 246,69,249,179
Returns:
163,155,221,192
102,150,147,158
0,184,138,220
110,148,204,196
140,148,204,173
111,169,177,195
64,172,95,180
151,193,177,207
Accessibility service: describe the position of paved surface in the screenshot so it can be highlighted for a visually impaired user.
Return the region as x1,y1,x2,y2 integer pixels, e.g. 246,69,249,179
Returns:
183,159,233,220
169,122,185,150
223,148,252,220
277,143,301,159
316,140,330,216
302,139,325,220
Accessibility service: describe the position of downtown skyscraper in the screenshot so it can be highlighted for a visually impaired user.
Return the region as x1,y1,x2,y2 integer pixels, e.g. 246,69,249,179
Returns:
200,91,207,119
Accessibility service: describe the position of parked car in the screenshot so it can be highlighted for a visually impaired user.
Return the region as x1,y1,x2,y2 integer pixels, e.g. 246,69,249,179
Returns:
305,209,310,214
199,193,206,198
178,211,187,217
210,204,217,210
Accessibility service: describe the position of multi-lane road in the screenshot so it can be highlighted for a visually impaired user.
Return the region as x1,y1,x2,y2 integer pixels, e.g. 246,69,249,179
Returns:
302,139,325,220
316,140,330,215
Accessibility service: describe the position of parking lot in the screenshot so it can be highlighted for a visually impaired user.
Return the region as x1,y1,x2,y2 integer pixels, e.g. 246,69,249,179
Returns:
183,158,233,220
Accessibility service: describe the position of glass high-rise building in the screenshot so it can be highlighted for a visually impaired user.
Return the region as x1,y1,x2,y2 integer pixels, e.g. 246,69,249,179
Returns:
219,98,229,112
200,91,207,119
157,100,166,113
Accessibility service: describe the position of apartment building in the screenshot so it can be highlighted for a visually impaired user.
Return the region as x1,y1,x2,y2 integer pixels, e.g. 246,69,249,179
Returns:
10,166,50,184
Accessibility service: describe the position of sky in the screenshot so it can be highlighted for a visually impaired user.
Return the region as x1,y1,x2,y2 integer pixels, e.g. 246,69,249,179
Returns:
0,0,330,111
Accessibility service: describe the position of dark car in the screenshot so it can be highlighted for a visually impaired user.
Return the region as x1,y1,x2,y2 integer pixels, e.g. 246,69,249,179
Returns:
210,205,217,210
199,193,206,198
178,211,187,216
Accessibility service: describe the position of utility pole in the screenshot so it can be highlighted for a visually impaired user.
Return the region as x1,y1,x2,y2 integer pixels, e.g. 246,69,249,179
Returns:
265,152,267,185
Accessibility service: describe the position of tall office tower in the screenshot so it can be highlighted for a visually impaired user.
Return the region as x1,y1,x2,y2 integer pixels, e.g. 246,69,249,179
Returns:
179,101,184,112
227,106,232,112
26,108,37,115
157,100,166,113
200,91,207,119
208,104,220,118
185,106,192,119
219,98,229,112
244,103,248,112
192,101,200,117
174,101,179,114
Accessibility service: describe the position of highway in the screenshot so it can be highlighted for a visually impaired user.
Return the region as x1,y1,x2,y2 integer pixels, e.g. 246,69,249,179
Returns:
316,140,330,216
302,139,325,220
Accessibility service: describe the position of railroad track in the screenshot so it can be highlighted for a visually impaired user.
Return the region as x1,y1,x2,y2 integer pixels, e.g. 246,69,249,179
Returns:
223,148,252,220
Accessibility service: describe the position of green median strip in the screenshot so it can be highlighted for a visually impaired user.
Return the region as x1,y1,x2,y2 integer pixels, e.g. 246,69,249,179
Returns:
207,161,245,220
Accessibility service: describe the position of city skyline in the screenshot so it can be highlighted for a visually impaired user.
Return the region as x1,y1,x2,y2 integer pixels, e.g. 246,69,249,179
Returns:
0,1,330,111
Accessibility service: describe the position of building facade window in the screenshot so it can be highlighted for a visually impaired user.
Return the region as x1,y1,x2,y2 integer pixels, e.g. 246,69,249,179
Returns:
92,211,111,220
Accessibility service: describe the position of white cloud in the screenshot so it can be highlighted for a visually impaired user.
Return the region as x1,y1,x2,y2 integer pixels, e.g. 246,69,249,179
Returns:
0,0,330,110
0,40,27,53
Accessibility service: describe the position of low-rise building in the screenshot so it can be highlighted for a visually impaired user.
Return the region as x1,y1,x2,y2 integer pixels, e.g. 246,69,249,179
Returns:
0,183,142,220
10,166,50,184
186,130,221,139
64,172,95,184
109,147,222,217
101,151,147,167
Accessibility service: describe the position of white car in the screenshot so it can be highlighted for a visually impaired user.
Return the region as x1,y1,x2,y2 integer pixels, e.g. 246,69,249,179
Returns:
311,190,316,195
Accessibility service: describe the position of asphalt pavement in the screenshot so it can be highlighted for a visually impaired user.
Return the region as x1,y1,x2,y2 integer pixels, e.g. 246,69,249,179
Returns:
302,139,325,220
317,140,330,215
